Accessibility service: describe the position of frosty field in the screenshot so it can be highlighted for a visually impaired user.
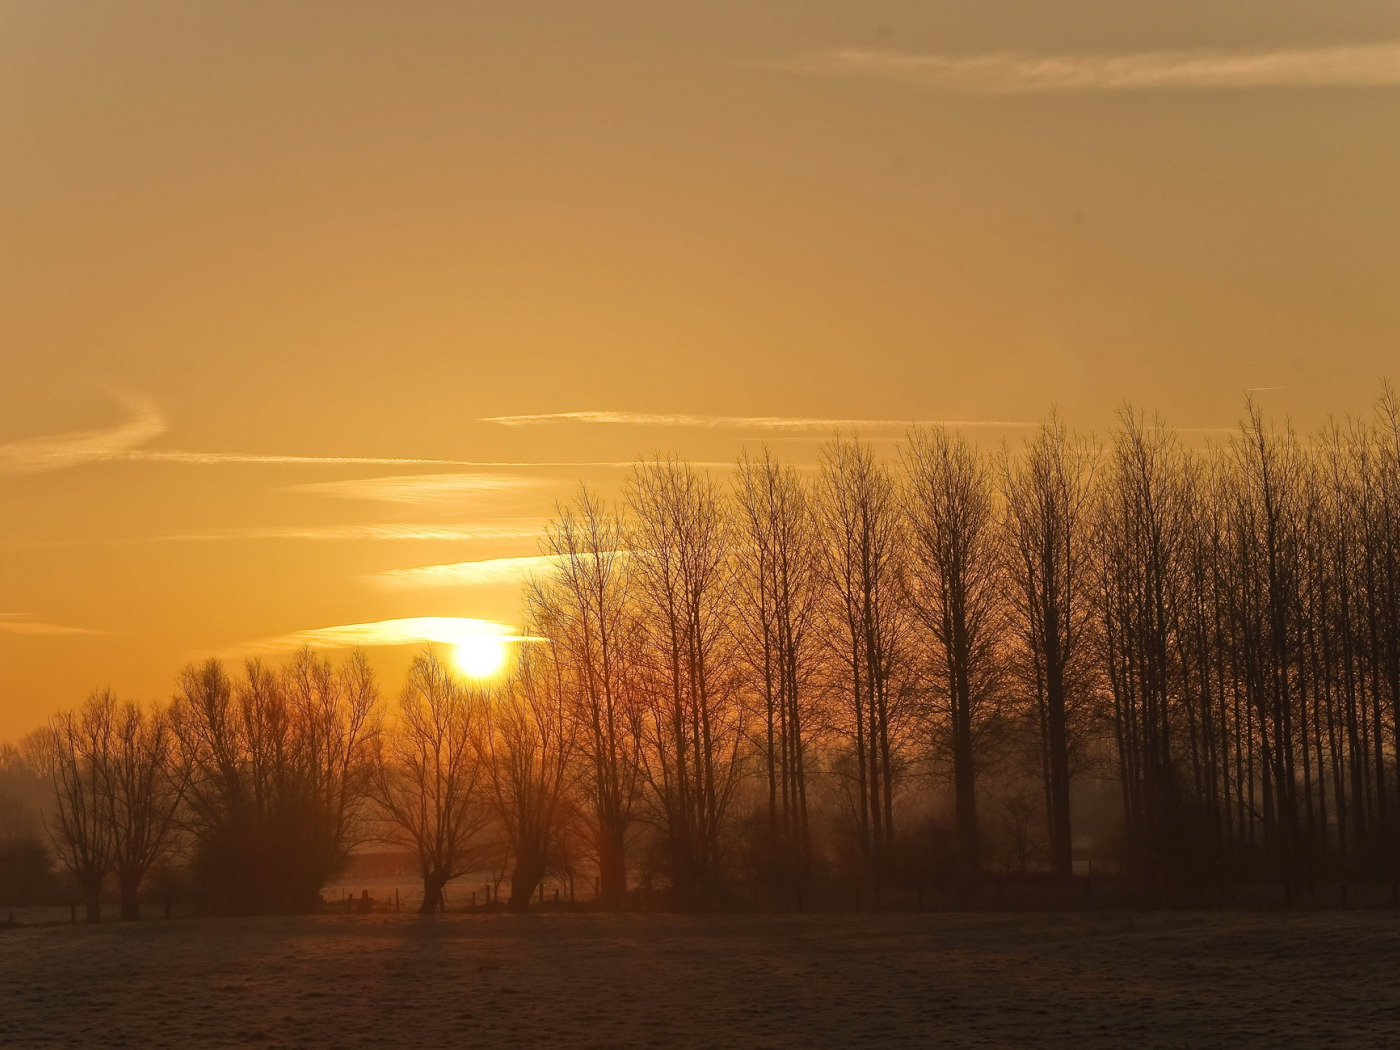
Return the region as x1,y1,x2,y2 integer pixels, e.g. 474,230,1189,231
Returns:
3,911,1399,1049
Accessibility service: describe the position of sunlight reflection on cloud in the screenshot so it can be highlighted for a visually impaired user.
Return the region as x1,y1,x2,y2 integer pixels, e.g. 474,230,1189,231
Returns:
370,554,562,588
284,473,549,504
159,520,548,542
240,616,537,654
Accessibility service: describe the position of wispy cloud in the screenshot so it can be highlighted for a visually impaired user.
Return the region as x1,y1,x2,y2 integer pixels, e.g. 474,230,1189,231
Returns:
0,390,694,472
784,41,1400,94
118,451,493,466
285,473,549,505
0,389,166,473
241,616,535,654
0,613,104,637
159,521,547,543
482,411,1035,431
371,554,561,589
110,451,644,468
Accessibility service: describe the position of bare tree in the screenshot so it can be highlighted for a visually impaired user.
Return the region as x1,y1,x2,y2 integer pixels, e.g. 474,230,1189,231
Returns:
375,650,490,913
281,648,382,900
1228,402,1308,872
172,649,380,913
528,487,643,909
816,434,911,885
902,425,1004,883
1002,415,1097,884
628,457,746,906
484,639,576,910
1092,409,1197,885
48,692,114,922
1371,383,1400,830
1317,419,1372,865
99,699,184,919
733,448,821,903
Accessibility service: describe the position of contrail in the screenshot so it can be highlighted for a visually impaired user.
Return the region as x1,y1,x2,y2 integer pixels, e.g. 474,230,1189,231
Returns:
780,41,1400,94
0,389,166,473
483,410,1036,430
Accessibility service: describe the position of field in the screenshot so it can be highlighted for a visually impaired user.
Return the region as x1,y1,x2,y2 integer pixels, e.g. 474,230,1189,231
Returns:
2,911,1399,1048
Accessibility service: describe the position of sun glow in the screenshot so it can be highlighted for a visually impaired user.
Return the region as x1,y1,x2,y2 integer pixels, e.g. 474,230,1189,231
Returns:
452,631,510,680
250,615,521,681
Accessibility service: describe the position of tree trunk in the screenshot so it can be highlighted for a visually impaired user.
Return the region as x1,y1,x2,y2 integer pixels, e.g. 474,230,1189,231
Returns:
508,860,546,913
598,825,628,909
83,876,103,924
1046,667,1074,884
119,872,141,921
419,872,448,915
953,716,979,883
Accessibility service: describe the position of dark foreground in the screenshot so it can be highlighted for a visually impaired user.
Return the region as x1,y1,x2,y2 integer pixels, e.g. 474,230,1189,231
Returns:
2,911,1398,1048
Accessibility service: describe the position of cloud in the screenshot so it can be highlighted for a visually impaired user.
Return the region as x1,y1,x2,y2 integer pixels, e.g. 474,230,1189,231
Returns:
0,394,739,473
482,411,1035,431
0,613,103,637
159,521,547,542
371,554,560,589
111,452,643,467
0,389,166,473
119,451,491,466
0,390,694,473
285,473,549,505
783,41,1400,94
371,550,626,589
241,616,536,654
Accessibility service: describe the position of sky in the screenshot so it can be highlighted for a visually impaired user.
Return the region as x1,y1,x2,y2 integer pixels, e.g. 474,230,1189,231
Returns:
2,0,1398,738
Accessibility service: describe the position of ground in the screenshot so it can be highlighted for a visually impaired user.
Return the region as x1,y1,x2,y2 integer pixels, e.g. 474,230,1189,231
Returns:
2,911,1399,1048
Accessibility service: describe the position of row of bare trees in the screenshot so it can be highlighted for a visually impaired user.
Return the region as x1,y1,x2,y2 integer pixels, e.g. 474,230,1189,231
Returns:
524,393,1400,904
1093,395,1400,890
32,651,380,920
23,390,1400,915
518,422,1102,905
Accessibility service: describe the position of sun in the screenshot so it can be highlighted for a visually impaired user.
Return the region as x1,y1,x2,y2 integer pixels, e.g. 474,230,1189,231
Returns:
452,632,510,680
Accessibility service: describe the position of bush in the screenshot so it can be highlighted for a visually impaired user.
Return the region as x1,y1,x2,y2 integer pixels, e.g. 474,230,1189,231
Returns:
0,835,57,906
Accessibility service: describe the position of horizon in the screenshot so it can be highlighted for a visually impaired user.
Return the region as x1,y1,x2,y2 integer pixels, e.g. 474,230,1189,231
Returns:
0,389,1393,740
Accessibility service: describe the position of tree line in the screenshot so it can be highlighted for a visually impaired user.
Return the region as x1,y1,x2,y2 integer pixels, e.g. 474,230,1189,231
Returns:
6,390,1400,917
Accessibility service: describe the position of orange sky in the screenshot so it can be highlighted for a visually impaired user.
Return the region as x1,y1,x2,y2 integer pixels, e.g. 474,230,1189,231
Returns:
2,1,1399,738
